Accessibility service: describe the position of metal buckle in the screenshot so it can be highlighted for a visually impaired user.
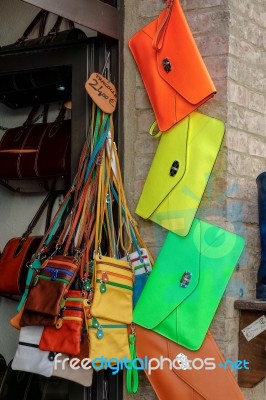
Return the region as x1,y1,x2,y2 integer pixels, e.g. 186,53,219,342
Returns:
170,160,179,176
180,272,192,288
162,58,172,73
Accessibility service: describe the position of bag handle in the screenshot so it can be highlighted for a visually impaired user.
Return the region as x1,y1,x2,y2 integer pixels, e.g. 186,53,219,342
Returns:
22,103,49,126
11,104,49,144
21,191,62,241
152,0,174,50
15,9,49,45
16,10,75,46
48,16,75,36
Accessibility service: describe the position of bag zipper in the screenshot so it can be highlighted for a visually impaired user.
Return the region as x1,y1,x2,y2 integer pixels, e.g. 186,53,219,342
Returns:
66,297,84,302
89,324,127,329
60,297,83,309
134,263,151,272
64,306,83,312
56,315,83,329
97,270,133,282
34,274,69,286
96,278,132,292
45,259,77,269
18,341,39,349
43,266,74,281
97,260,132,272
89,318,127,339
130,255,148,264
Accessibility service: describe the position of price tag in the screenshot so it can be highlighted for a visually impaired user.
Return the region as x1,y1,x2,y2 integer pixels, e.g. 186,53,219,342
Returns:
242,315,266,341
64,101,72,110
85,73,117,114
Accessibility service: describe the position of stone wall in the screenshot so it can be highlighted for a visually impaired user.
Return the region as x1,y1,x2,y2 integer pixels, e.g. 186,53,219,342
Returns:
226,0,266,398
124,0,266,399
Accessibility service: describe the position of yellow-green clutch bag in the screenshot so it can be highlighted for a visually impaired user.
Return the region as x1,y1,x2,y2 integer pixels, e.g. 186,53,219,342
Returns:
135,112,225,236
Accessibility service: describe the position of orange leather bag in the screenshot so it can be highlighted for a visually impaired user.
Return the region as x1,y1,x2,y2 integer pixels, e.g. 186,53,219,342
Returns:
129,0,216,132
135,325,246,400
39,290,86,355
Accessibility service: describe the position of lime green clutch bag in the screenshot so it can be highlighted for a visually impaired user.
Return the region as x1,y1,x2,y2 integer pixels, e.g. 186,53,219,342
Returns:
135,112,225,236
133,219,245,350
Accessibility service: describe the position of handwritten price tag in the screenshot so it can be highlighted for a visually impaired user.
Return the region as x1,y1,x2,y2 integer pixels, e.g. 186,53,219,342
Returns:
85,73,117,114
242,315,266,341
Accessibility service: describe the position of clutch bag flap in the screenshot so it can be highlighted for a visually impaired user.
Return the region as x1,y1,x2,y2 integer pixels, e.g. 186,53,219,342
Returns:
133,219,245,349
130,0,216,106
135,112,225,236
129,0,216,131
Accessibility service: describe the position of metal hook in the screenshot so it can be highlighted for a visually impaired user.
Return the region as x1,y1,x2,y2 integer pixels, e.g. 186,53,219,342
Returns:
101,51,111,79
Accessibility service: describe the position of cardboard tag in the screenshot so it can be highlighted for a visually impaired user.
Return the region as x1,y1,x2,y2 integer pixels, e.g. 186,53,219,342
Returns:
242,315,266,341
85,73,117,114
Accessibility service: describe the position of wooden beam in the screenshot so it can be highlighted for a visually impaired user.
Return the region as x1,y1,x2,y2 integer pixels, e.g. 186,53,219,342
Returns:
21,0,120,39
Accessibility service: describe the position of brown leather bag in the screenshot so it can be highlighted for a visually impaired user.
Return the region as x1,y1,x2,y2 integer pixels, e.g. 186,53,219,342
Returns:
135,325,246,400
20,255,80,327
0,105,71,179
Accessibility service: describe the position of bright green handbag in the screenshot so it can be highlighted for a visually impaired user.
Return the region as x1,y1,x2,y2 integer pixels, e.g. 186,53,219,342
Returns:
135,112,225,236
133,218,245,350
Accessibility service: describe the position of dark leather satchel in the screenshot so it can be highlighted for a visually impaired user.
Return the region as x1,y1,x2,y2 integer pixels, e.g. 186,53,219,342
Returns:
0,10,87,109
0,10,87,53
0,105,71,180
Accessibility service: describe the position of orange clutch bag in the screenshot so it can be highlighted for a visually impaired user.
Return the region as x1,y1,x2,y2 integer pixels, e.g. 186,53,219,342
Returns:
129,0,216,132
135,325,245,400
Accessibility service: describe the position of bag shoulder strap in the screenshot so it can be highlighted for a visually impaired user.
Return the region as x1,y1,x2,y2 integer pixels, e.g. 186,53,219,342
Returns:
21,191,62,240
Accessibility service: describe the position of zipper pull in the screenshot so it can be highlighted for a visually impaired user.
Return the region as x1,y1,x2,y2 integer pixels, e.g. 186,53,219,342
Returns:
56,318,63,329
83,299,91,319
60,298,66,309
92,317,99,328
33,275,39,286
51,269,58,281
102,271,109,283
84,279,91,291
100,271,108,293
100,282,106,293
96,326,104,339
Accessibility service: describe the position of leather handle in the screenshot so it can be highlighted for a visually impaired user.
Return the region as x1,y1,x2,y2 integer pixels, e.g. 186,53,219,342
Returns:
16,9,75,45
38,11,49,37
48,16,64,35
152,0,174,50
22,190,63,240
22,104,49,129
16,9,49,44
48,16,75,36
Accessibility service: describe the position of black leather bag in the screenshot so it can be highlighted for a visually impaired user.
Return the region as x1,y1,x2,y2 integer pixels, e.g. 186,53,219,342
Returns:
0,10,87,53
0,10,87,109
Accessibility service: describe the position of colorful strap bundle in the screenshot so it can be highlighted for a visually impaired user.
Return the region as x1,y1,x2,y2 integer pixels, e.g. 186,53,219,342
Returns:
8,99,151,392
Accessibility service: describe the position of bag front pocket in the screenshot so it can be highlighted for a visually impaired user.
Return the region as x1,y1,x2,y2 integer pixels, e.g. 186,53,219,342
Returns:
88,317,130,364
90,256,133,324
11,326,54,377
39,290,85,355
21,256,79,326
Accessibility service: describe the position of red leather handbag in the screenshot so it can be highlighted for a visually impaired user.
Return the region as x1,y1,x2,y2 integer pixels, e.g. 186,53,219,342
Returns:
0,191,59,296
129,0,216,132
